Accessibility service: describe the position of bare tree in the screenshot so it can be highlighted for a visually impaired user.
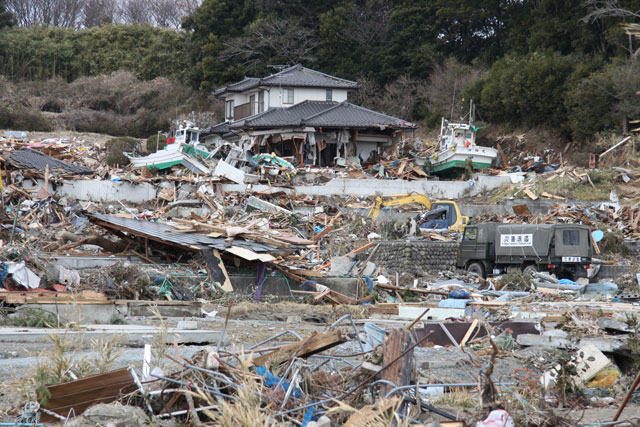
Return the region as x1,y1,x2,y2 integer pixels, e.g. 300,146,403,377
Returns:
350,76,383,112
417,58,484,121
7,0,82,27
82,0,117,27
332,0,393,47
220,17,320,73
582,0,640,22
5,0,33,26
119,0,150,24
150,0,200,28
381,75,419,119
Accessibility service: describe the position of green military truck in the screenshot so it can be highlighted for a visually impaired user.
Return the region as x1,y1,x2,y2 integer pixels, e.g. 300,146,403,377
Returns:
456,222,593,280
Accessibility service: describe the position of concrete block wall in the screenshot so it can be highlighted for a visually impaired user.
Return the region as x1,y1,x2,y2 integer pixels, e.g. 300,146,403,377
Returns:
370,241,459,276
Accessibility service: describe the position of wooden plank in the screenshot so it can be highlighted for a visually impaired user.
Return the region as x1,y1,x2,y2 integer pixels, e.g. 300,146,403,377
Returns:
252,330,346,367
225,246,276,263
459,319,479,347
541,191,565,200
497,143,509,168
523,188,538,200
380,329,414,396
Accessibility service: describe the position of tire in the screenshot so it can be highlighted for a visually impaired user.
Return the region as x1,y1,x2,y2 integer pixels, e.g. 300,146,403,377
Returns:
467,262,485,278
522,264,538,277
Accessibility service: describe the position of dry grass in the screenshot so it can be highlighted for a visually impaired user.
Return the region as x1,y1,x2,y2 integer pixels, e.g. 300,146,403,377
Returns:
228,301,370,320
327,397,412,426
433,388,477,409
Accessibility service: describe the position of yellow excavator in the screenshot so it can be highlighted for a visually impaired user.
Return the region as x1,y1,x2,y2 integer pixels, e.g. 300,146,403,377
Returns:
367,194,469,232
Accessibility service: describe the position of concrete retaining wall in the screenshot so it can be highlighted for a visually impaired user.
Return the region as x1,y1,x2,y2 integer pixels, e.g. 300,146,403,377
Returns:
370,240,459,276
224,175,519,199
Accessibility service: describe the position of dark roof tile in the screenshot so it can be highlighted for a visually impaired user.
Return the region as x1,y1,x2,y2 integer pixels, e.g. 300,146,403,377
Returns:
214,65,359,97
230,100,415,130
6,148,93,174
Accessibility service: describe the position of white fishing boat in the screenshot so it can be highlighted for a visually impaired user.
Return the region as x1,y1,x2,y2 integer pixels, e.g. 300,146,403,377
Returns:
430,100,498,177
127,121,212,173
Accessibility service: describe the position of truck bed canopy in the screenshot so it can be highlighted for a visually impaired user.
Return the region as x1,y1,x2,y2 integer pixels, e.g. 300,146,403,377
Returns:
495,224,555,257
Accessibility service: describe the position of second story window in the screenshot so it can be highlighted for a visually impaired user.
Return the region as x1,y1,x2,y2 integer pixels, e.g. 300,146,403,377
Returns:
326,89,333,101
250,94,256,115
283,88,294,104
225,100,234,121
258,91,264,113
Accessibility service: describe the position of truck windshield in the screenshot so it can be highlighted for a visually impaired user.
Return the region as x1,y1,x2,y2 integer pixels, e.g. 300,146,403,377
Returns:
563,230,580,246
464,228,477,241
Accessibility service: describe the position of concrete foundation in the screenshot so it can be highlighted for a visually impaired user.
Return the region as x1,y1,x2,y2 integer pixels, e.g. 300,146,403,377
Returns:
0,325,225,346
26,301,202,324
230,275,362,298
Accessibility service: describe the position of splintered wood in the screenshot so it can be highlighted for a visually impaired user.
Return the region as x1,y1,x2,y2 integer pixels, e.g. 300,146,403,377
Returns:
251,330,346,367
380,329,414,396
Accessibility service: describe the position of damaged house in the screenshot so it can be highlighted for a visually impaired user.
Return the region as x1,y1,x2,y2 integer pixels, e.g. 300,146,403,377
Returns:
202,64,416,166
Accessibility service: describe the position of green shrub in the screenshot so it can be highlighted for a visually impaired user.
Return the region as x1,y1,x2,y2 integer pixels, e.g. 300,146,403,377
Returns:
105,137,138,166
146,134,167,153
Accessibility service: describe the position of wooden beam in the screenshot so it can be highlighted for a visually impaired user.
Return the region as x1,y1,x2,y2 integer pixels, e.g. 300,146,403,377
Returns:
251,330,346,367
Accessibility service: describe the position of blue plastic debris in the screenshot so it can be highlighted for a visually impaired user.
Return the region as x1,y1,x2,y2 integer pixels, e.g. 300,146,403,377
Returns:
254,366,303,399
449,290,471,299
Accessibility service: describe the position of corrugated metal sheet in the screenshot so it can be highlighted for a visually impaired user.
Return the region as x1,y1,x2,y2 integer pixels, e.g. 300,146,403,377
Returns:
88,213,277,253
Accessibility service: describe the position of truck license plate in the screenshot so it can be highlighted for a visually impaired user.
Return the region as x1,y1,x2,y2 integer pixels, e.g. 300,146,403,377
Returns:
562,256,581,262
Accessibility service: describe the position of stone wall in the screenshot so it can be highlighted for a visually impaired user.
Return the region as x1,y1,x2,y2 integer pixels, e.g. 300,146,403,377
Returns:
370,240,459,276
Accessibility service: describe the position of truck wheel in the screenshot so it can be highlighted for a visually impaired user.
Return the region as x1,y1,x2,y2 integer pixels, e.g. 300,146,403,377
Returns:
523,264,538,277
467,262,485,278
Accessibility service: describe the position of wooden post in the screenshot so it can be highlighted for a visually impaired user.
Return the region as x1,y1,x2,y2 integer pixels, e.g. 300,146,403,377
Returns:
44,164,49,192
380,329,415,396
144,237,149,259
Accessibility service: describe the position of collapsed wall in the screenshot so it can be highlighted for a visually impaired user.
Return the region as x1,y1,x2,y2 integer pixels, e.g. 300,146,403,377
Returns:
370,240,459,276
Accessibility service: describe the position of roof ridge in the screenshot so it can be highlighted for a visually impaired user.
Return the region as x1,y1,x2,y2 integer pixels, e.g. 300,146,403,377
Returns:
301,101,342,121
339,101,409,122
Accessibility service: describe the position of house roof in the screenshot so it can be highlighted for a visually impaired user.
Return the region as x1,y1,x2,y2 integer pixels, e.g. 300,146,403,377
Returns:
228,100,416,130
213,65,360,97
6,148,93,175
201,121,231,137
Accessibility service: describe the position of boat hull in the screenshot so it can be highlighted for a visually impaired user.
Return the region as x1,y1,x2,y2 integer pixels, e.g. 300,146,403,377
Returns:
431,145,498,175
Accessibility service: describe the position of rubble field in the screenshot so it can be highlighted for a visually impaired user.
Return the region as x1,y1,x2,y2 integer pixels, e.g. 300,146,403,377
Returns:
0,130,638,426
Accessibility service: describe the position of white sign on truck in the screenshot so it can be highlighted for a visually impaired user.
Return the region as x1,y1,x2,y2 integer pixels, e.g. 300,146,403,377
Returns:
500,233,533,247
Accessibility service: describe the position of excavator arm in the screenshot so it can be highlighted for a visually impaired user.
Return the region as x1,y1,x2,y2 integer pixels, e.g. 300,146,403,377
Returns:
368,194,433,221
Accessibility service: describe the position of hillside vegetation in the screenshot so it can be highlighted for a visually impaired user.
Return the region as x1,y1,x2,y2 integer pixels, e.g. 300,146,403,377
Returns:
0,0,639,143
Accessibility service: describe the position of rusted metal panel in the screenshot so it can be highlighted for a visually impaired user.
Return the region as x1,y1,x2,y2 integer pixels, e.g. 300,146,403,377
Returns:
416,322,539,347
39,368,136,422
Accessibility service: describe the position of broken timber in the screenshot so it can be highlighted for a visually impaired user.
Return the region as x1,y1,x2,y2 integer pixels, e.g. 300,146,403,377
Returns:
251,330,346,367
